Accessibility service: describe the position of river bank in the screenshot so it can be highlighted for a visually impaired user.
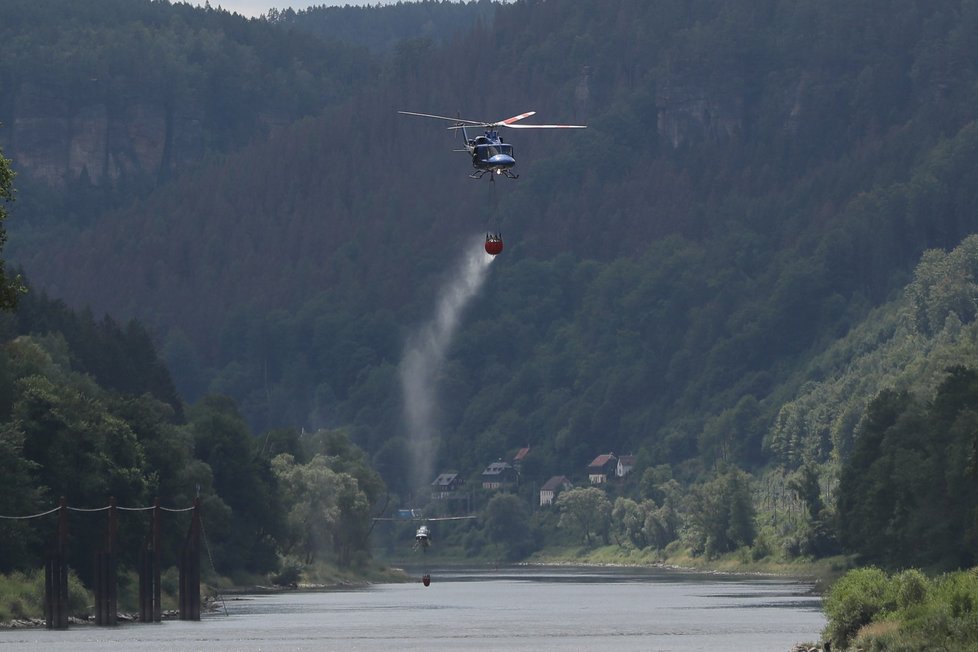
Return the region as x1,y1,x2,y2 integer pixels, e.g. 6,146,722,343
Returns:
379,543,851,591
0,561,411,629
526,545,852,589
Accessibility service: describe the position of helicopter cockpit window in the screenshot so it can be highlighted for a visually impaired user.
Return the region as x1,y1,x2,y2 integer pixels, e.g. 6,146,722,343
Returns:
477,144,514,158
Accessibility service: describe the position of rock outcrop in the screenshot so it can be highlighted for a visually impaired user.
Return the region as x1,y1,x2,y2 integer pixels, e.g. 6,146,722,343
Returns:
2,82,204,190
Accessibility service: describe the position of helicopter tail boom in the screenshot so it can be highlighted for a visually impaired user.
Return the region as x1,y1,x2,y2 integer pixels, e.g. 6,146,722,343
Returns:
456,121,471,149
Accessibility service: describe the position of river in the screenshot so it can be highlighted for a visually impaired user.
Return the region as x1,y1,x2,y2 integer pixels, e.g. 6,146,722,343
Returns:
0,565,825,651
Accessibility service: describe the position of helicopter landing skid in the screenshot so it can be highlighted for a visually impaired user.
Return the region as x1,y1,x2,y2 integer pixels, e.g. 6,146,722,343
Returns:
469,169,519,180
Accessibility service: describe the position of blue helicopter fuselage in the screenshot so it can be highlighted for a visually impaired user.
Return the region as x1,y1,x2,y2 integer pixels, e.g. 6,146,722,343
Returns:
467,129,516,173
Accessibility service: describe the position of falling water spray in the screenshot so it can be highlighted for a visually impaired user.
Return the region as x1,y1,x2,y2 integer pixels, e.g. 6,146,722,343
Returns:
400,238,495,495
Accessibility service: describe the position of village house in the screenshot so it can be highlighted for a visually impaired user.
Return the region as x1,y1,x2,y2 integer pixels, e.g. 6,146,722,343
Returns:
512,445,530,471
587,453,618,484
539,475,573,506
430,471,471,513
616,454,636,478
431,472,465,499
481,460,518,490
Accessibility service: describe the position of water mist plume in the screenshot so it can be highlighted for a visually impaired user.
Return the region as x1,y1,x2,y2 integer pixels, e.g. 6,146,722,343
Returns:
400,239,495,495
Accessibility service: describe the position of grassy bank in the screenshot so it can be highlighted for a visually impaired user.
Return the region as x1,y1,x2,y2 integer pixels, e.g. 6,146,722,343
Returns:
525,544,851,589
0,570,89,623
377,539,851,592
0,560,410,626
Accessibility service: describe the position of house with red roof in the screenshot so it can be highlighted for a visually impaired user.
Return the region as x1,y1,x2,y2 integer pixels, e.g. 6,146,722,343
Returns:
512,445,530,471
587,453,618,484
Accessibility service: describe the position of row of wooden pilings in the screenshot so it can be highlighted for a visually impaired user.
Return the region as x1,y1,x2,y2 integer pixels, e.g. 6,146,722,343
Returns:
44,496,201,629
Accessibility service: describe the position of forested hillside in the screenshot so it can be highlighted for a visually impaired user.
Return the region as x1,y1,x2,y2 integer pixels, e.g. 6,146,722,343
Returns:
5,0,978,575
266,0,495,52
0,0,374,240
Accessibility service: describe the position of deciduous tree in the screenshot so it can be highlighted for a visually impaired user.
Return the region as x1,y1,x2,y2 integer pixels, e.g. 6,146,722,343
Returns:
485,492,534,560
556,486,611,546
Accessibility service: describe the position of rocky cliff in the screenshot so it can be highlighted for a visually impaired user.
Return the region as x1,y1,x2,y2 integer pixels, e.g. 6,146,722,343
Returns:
2,82,204,190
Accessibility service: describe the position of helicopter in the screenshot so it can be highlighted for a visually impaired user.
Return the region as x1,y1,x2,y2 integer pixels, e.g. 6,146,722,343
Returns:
406,515,479,548
373,513,477,586
414,524,432,550
397,110,586,179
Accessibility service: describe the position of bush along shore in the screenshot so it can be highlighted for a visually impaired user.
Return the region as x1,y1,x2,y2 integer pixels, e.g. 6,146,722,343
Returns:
821,567,978,651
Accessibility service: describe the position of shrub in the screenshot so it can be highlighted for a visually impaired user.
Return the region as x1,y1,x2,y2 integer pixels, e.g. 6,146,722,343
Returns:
889,568,929,610
834,568,978,651
823,567,890,649
750,530,773,561
273,556,303,586
0,571,45,621
852,620,902,652
67,570,92,617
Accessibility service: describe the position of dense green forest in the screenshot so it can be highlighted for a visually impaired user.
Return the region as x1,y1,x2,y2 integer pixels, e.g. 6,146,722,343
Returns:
6,2,978,619
0,280,384,595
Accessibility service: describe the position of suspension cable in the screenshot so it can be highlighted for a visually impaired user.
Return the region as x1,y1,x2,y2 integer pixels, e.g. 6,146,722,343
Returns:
0,505,61,520
0,501,197,518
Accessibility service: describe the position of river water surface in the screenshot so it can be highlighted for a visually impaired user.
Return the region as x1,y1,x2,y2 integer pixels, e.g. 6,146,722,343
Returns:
1,565,825,651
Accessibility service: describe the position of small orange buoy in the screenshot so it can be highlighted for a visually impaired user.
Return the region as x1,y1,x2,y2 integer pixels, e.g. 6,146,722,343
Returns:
422,574,431,587
485,233,503,256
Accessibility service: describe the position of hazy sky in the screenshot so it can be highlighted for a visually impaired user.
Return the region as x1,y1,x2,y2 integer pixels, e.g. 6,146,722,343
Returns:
202,1,395,19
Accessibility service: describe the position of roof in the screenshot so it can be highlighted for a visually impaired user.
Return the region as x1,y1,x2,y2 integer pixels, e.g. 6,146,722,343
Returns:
541,475,572,492
513,446,530,462
588,453,617,469
431,472,459,487
482,461,513,476
617,455,636,466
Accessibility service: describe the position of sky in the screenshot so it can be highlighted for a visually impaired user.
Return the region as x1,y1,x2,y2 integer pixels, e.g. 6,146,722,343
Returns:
201,1,395,18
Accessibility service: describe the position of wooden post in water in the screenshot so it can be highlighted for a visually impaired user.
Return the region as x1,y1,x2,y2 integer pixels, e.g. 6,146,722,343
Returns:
153,498,162,622
139,498,162,622
44,497,69,629
95,497,118,626
179,497,201,621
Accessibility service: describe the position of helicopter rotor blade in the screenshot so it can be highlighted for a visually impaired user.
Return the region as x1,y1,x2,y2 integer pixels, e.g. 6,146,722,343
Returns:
401,109,586,131
502,123,587,129
450,111,538,129
372,515,477,521
424,515,478,521
498,111,537,125
398,110,488,126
